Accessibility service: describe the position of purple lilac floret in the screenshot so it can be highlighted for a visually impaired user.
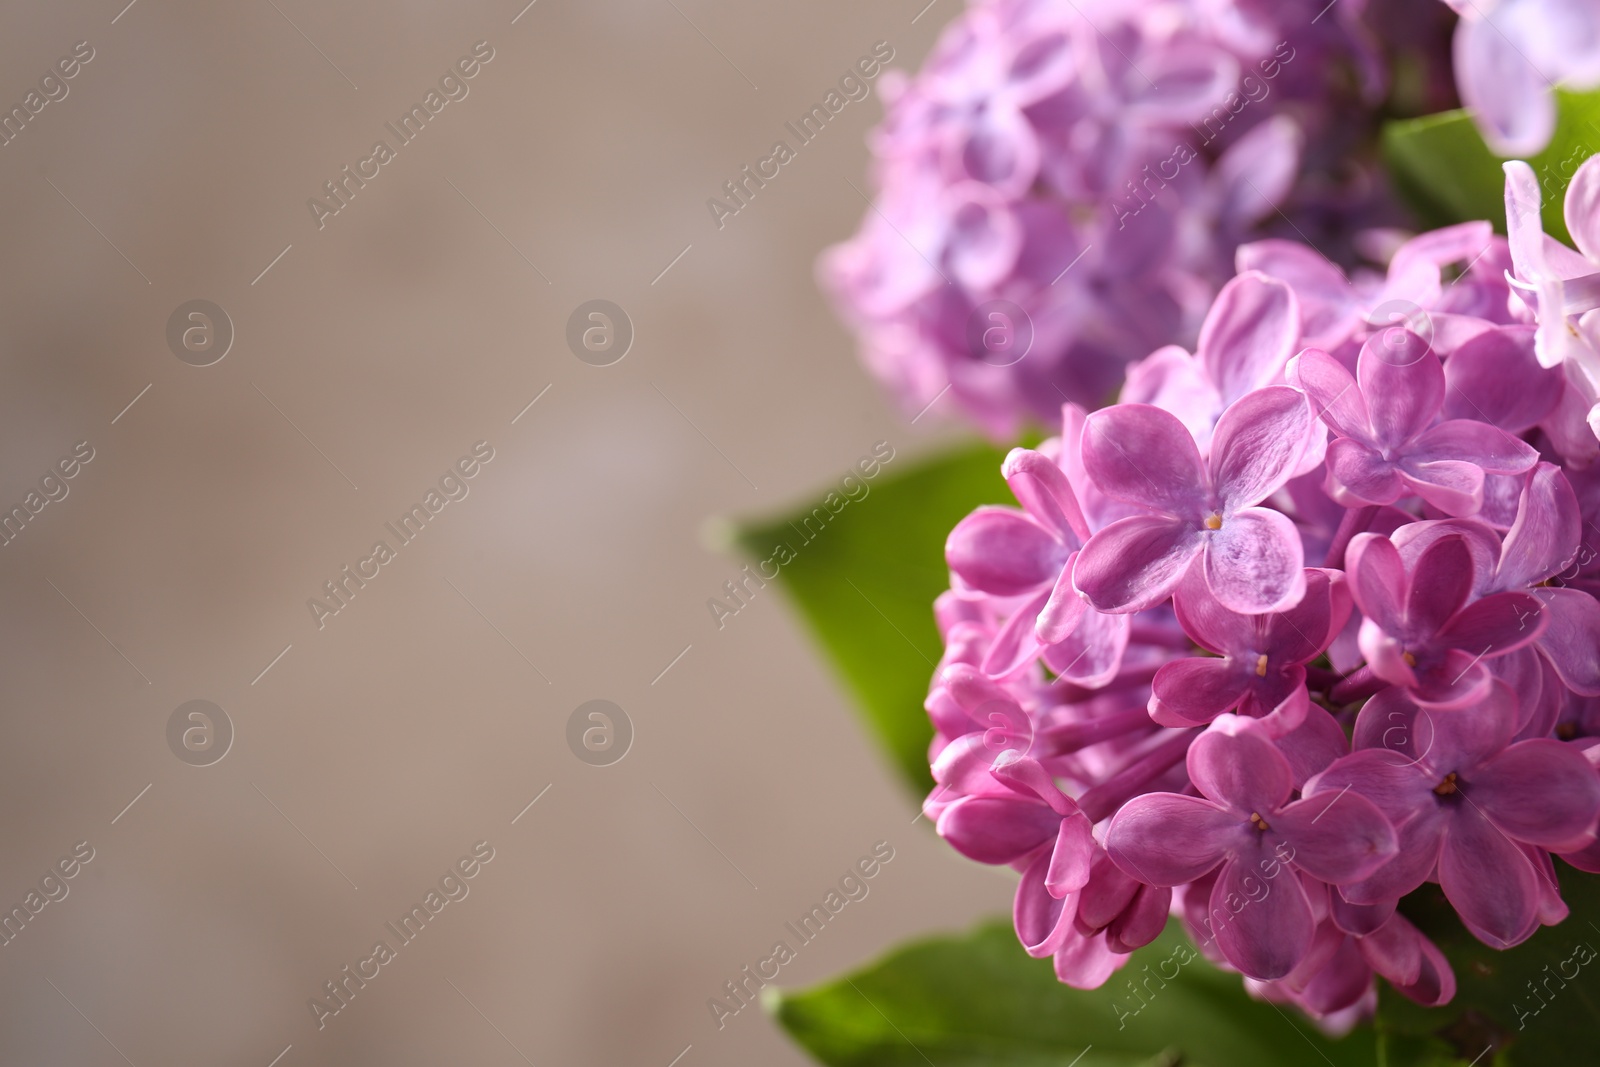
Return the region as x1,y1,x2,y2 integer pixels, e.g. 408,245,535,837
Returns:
822,0,1435,438
924,157,1600,1025
1440,0,1600,156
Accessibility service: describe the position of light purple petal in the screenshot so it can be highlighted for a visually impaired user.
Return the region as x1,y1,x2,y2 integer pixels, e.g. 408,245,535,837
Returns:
1470,738,1600,848
1407,535,1476,638
1539,587,1600,694
1053,930,1124,989
1438,803,1542,948
1150,657,1251,727
1041,607,1129,687
1210,387,1314,511
1172,564,1253,655
1504,160,1550,284
1309,748,1431,823
1081,403,1208,517
979,590,1049,678
1442,327,1563,433
1003,447,1090,545
1288,348,1370,442
1458,18,1556,157
1273,790,1397,884
1210,853,1315,980
1357,330,1444,450
1326,437,1404,506
1342,807,1448,906
1073,514,1204,613
1014,850,1075,957
946,506,1065,596
1035,561,1087,645
1345,534,1407,636
1408,420,1540,475
937,795,1060,865
1205,507,1306,614
1197,272,1300,405
1045,814,1096,897
1397,460,1486,517
1567,154,1600,264
1436,590,1547,654
1497,463,1582,591
1188,717,1293,815
1105,793,1234,886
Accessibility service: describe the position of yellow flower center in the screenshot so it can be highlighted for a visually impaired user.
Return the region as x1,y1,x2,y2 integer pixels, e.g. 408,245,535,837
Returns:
1255,654,1269,677
1249,811,1272,832
1204,513,1223,531
1433,772,1459,796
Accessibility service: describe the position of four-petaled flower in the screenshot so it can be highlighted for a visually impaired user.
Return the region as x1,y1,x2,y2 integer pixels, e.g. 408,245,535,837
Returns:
1290,330,1539,517
1107,716,1397,980
1074,386,1314,615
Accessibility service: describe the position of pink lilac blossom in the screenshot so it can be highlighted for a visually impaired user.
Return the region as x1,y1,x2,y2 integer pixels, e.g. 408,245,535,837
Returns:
923,157,1600,1022
822,0,1433,439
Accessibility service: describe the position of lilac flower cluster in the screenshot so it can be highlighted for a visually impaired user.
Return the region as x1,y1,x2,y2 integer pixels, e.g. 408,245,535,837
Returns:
822,0,1426,439
925,160,1600,1021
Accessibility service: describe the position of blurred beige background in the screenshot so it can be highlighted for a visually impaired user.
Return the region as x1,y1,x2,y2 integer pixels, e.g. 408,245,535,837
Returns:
0,1,1012,1064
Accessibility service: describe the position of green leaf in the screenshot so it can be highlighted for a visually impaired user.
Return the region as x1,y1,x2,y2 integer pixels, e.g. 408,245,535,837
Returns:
1373,863,1600,1065
1384,88,1600,243
731,442,1012,794
769,920,1376,1067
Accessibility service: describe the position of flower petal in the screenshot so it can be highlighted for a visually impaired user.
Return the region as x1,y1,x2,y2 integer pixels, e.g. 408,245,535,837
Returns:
1442,327,1563,433
1539,587,1600,694
1210,387,1314,511
1408,420,1540,475
1345,533,1408,636
937,795,1060,865
1046,814,1097,897
1398,460,1485,517
1081,403,1208,517
946,506,1065,596
1438,803,1542,948
1459,19,1555,158
1210,853,1315,980
1106,793,1235,886
1273,790,1398,884
1205,506,1306,614
1073,514,1205,613
1326,437,1404,506
1188,716,1293,815
1568,154,1600,265
1150,657,1252,727
1436,590,1547,653
1497,463,1582,591
1035,561,1087,645
1358,329,1444,451
1014,849,1076,957
1041,606,1129,687
1106,882,1172,954
1197,272,1300,405
1053,929,1124,989
1003,447,1090,545
1287,348,1370,443
1469,738,1600,848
